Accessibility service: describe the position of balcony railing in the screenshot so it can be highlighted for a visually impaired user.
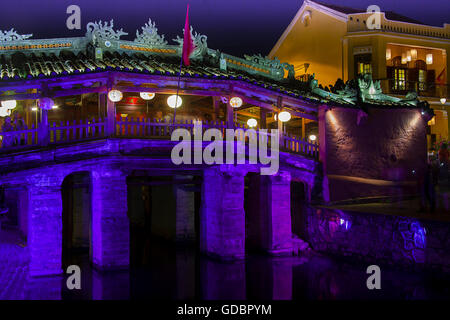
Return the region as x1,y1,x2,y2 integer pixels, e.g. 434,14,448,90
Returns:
0,117,319,159
378,79,448,98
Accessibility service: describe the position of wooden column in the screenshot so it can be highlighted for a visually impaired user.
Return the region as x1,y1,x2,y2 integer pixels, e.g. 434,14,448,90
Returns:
226,97,234,128
277,97,283,147
212,97,220,121
260,108,267,129
98,93,106,120
106,94,116,136
301,118,306,139
38,98,52,146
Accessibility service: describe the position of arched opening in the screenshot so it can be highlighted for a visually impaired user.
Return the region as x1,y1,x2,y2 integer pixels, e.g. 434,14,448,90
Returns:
127,174,202,299
61,172,92,269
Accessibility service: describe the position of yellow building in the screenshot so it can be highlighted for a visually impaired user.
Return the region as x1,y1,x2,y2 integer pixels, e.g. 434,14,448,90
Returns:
270,0,450,148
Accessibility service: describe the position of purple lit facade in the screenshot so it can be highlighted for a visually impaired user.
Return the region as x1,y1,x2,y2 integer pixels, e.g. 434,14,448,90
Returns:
0,14,448,301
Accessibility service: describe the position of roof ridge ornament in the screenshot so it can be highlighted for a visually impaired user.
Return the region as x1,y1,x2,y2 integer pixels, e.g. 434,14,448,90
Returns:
174,26,208,58
244,54,295,80
134,19,167,46
86,20,128,43
0,28,32,42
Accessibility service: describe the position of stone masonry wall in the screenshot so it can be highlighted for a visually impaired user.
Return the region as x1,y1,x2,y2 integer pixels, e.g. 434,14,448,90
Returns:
319,106,428,202
304,206,450,273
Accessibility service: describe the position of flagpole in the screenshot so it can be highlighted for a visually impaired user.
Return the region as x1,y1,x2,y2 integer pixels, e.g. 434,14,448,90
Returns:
173,55,183,126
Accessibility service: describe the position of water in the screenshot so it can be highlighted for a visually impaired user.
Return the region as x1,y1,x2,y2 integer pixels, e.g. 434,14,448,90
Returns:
14,240,449,300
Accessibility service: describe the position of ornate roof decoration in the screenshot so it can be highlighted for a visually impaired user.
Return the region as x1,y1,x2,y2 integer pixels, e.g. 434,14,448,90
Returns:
309,73,430,109
244,54,295,80
134,19,167,46
86,20,128,42
173,26,208,58
0,29,32,42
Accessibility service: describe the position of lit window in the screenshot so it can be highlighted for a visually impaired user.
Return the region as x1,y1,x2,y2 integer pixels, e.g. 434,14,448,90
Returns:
418,69,426,91
357,62,372,75
394,69,406,90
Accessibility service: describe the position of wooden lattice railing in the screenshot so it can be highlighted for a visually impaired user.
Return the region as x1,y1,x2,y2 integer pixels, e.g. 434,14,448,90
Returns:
0,117,319,159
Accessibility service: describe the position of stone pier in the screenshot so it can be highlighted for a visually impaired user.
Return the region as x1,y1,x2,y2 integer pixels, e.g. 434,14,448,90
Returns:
200,166,246,260
91,168,130,270
27,176,63,277
246,172,293,255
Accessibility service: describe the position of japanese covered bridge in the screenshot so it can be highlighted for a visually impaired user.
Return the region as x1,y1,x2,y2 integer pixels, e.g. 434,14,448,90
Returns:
0,20,432,276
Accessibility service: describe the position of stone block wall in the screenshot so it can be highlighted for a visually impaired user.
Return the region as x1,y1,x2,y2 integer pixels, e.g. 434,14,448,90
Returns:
319,106,428,202
304,206,450,273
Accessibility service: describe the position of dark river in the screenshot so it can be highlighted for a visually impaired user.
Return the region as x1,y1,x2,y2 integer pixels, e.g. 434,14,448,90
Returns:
20,240,445,300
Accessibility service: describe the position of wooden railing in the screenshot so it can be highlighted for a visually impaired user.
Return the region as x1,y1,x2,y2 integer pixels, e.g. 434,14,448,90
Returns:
50,118,105,144
0,117,319,159
0,124,38,150
282,132,319,159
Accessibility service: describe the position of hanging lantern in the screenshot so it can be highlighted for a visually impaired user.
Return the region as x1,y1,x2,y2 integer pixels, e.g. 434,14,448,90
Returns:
441,98,447,104
278,111,291,122
167,95,182,109
1,100,16,110
385,48,391,60
426,53,433,65
0,107,11,117
309,134,317,141
410,49,418,60
406,50,412,62
108,90,123,102
401,52,407,64
229,97,243,108
247,118,257,128
140,92,155,100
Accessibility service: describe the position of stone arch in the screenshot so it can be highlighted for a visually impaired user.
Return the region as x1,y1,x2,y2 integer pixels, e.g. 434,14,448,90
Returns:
61,171,93,268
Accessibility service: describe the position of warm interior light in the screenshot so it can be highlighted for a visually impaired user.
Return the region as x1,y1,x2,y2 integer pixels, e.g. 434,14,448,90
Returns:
401,52,407,64
247,118,257,128
52,105,58,109
441,98,447,104
229,97,243,108
426,53,433,65
108,90,123,102
1,100,17,110
31,107,37,111
410,49,417,60
167,95,182,108
140,92,155,100
309,134,317,141
385,48,391,60
406,50,412,62
278,111,291,122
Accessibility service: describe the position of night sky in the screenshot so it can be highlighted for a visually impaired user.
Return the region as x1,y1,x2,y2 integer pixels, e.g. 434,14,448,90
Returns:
1,0,449,56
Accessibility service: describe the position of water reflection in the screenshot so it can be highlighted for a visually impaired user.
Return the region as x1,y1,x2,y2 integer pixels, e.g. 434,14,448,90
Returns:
17,241,450,300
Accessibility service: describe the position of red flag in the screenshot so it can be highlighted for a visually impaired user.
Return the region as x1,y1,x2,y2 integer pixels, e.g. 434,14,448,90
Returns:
182,4,195,66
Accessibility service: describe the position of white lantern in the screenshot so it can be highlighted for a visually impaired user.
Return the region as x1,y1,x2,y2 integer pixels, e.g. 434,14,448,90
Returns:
278,111,291,122
401,52,407,64
140,92,155,100
309,134,317,141
167,95,182,109
229,97,243,108
1,100,16,110
441,98,447,104
426,53,433,65
108,90,123,102
247,118,257,128
385,48,391,60
406,50,412,62
0,107,11,117
410,49,418,60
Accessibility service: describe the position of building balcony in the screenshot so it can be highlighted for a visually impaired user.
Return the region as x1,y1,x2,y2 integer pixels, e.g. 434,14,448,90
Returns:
378,79,448,99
